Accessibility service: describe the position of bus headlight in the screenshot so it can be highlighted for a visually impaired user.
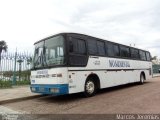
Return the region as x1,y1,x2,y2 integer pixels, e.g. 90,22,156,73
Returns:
50,88,59,93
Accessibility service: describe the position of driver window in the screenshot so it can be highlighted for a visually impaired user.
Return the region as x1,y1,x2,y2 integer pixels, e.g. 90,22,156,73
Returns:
69,37,86,55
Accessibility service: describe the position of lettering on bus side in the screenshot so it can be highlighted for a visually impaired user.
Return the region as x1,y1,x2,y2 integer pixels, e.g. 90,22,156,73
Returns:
109,60,130,67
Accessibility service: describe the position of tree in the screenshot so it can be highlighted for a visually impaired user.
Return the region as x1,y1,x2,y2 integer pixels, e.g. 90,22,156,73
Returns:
0,40,8,66
151,56,157,60
152,56,160,65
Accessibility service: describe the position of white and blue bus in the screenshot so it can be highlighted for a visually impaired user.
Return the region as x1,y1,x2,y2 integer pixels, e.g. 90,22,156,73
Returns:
30,33,152,97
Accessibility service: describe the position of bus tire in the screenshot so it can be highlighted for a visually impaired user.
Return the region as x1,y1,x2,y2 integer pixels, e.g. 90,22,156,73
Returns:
139,73,145,84
84,78,97,97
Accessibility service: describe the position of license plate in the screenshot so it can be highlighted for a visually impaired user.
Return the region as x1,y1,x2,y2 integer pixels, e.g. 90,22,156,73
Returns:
39,87,44,92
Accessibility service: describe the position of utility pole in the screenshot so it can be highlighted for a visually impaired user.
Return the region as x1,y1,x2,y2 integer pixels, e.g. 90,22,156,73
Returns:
17,59,23,80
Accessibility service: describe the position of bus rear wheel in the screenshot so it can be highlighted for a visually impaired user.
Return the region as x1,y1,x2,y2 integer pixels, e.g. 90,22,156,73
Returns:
139,73,145,84
84,78,97,97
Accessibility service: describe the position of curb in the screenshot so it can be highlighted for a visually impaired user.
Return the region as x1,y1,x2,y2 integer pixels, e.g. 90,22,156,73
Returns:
153,75,160,78
0,95,43,105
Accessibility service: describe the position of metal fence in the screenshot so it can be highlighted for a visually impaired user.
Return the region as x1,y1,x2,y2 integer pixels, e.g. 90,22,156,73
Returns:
0,51,32,85
153,64,160,73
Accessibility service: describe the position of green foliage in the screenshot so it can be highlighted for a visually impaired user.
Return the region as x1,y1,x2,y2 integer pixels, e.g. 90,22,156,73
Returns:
16,80,31,85
152,56,157,60
0,40,8,54
3,70,31,77
2,70,31,83
0,80,30,88
0,80,12,88
0,40,8,65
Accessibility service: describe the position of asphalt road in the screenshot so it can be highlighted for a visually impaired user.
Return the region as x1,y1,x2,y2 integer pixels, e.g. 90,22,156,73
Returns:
2,77,160,115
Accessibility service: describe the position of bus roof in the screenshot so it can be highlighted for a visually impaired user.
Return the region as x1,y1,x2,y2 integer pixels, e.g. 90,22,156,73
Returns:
34,32,150,53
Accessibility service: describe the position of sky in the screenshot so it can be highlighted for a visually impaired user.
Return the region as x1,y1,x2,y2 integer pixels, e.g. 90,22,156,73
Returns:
0,0,160,58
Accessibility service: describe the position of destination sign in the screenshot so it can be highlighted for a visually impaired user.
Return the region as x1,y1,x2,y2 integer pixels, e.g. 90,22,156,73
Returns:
37,70,48,75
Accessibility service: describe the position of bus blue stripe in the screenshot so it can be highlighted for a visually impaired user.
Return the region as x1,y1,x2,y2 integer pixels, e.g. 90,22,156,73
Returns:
30,84,68,96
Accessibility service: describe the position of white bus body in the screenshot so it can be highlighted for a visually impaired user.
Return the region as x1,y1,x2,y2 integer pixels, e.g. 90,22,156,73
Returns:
30,33,152,97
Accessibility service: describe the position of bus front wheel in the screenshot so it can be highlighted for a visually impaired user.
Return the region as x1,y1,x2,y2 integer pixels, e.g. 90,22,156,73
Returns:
84,78,97,97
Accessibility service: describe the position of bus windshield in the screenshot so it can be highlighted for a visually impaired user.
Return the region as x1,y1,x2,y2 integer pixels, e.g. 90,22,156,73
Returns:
33,35,65,69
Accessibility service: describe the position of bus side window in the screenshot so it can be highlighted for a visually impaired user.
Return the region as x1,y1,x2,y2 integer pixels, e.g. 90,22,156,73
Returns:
106,42,120,57
77,39,86,54
106,42,114,57
120,45,130,58
69,37,86,55
97,41,105,56
139,50,147,61
130,48,139,59
69,40,73,53
146,52,151,61
68,37,88,66
69,38,78,53
113,44,120,56
88,39,97,55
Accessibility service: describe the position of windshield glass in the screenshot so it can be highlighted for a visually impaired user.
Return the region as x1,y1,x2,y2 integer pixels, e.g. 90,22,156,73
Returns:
32,35,65,69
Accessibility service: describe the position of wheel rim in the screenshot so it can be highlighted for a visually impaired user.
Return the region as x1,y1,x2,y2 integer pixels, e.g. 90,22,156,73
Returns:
86,81,95,94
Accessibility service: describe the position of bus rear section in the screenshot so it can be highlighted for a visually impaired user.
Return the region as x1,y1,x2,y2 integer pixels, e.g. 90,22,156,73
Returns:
30,68,69,96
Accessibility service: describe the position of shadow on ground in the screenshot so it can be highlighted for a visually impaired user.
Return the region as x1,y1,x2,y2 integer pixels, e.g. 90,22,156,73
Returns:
36,81,151,103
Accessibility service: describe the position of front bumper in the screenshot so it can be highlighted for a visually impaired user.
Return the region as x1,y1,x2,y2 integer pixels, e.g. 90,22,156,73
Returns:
30,84,68,96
